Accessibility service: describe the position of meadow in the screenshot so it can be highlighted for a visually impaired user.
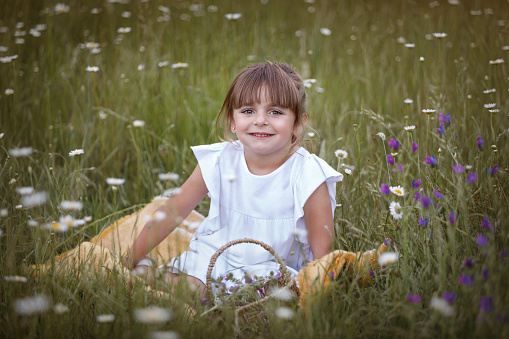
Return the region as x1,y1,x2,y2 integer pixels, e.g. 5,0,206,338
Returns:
1,0,508,337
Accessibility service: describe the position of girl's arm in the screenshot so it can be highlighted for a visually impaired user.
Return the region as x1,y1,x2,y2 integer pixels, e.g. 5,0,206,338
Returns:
303,182,334,260
123,165,208,269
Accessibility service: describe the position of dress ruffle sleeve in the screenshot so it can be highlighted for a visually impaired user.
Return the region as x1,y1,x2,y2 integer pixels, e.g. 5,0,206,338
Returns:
190,142,227,235
292,153,343,244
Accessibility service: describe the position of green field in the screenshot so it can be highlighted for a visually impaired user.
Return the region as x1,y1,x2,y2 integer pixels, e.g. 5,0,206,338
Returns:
1,0,508,337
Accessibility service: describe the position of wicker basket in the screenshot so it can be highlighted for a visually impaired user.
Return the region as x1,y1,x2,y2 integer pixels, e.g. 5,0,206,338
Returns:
205,238,297,330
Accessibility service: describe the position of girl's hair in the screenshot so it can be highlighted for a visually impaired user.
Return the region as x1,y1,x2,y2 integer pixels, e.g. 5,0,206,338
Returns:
216,61,308,147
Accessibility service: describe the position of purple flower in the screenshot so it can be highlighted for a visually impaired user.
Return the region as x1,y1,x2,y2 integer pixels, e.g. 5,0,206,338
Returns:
483,268,489,280
393,164,404,173
434,189,445,199
369,270,374,276
479,296,493,313
418,217,428,226
476,234,488,246
439,112,451,124
328,271,335,280
407,293,421,304
477,136,484,149
449,211,456,224
412,179,422,188
453,164,464,173
386,154,395,165
458,274,474,285
420,195,431,208
412,142,418,153
443,291,456,303
466,172,477,183
380,183,390,194
437,123,445,135
481,218,494,231
499,249,507,259
388,138,400,150
488,165,498,175
384,238,392,246
463,257,474,268
425,155,437,166
414,191,421,201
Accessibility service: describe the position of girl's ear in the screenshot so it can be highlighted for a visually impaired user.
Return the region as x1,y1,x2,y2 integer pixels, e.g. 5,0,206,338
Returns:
293,113,308,136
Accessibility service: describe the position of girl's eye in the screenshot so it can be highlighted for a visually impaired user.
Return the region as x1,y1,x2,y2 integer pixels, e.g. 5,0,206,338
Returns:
242,109,254,115
269,110,282,115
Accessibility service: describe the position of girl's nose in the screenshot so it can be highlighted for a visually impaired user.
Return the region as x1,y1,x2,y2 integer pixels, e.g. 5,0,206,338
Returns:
254,112,268,126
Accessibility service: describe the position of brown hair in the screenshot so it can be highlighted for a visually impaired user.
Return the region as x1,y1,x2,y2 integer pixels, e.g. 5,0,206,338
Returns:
216,61,308,146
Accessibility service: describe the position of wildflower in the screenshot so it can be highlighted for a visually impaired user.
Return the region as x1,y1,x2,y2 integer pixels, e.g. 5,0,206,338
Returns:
437,123,445,135
117,27,131,33
27,220,38,227
412,142,418,153
484,103,496,109
404,98,413,104
500,249,507,259
389,201,403,219
430,296,454,316
320,28,331,36
54,303,69,314
97,314,115,322
0,209,8,217
477,136,484,149
379,252,398,266
133,120,145,127
418,217,428,226
16,186,34,195
144,211,167,223
422,109,435,114
85,66,99,72
307,132,315,137
384,238,392,246
489,58,504,65
489,108,500,114
386,154,395,165
453,164,464,173
158,172,180,181
404,125,415,131
376,132,386,141
481,218,494,231
458,275,474,285
420,56,425,62
225,13,242,20
69,149,84,156
171,62,189,69
134,306,172,323
465,165,473,170
60,200,83,211
380,184,390,194
5,275,28,283
463,257,474,268
439,112,451,124
106,178,125,186
21,192,48,208
275,307,294,320
433,32,448,38
42,221,68,232
466,172,477,183
420,196,432,210
271,287,294,301
388,138,399,150
449,211,456,224
406,293,421,304
414,191,421,201
479,296,493,312
425,155,437,166
443,291,456,303
334,149,348,159
5,88,15,95
412,179,421,188
158,61,169,68
432,189,444,200
14,294,52,315
404,43,415,48
476,234,488,247
344,168,352,175
389,186,405,196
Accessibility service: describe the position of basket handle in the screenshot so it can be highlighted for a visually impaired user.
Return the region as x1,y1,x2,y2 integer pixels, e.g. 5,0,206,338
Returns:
205,238,292,304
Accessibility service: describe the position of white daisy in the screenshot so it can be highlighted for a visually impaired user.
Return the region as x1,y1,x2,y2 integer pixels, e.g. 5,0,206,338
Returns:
158,172,180,181
378,252,399,266
334,149,348,159
106,178,125,186
489,58,504,65
404,125,416,131
117,27,131,34
422,109,435,114
404,98,413,104
389,186,405,196
432,32,448,39
430,296,454,317
54,303,70,314
5,88,14,95
275,307,294,320
69,149,84,156
86,66,99,72
320,28,331,36
14,294,51,315
60,200,83,211
5,275,28,283
389,201,403,219
171,62,188,69
225,13,242,20
134,306,172,323
16,186,34,195
133,120,145,127
20,192,48,208
97,314,115,323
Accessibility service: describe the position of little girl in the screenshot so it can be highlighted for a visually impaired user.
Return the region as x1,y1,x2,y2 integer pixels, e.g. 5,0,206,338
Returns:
123,61,343,296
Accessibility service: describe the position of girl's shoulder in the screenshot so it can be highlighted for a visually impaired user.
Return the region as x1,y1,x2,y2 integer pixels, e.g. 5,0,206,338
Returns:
291,148,343,183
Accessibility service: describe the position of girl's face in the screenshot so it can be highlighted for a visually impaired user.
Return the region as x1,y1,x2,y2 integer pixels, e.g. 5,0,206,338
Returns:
231,87,299,160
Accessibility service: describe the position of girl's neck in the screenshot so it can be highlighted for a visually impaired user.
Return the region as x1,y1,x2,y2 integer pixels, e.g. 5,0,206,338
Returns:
243,143,300,175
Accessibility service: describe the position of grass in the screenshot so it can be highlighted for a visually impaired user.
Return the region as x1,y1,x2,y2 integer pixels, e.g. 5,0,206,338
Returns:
1,0,508,337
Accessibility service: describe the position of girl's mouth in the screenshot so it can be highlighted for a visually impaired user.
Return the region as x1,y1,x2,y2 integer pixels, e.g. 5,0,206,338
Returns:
250,133,273,137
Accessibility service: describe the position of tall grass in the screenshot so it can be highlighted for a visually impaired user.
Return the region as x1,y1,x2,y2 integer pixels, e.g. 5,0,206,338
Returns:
1,0,508,337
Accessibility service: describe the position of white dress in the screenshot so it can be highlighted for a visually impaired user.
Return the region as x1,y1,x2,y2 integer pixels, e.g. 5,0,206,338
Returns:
167,141,343,286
